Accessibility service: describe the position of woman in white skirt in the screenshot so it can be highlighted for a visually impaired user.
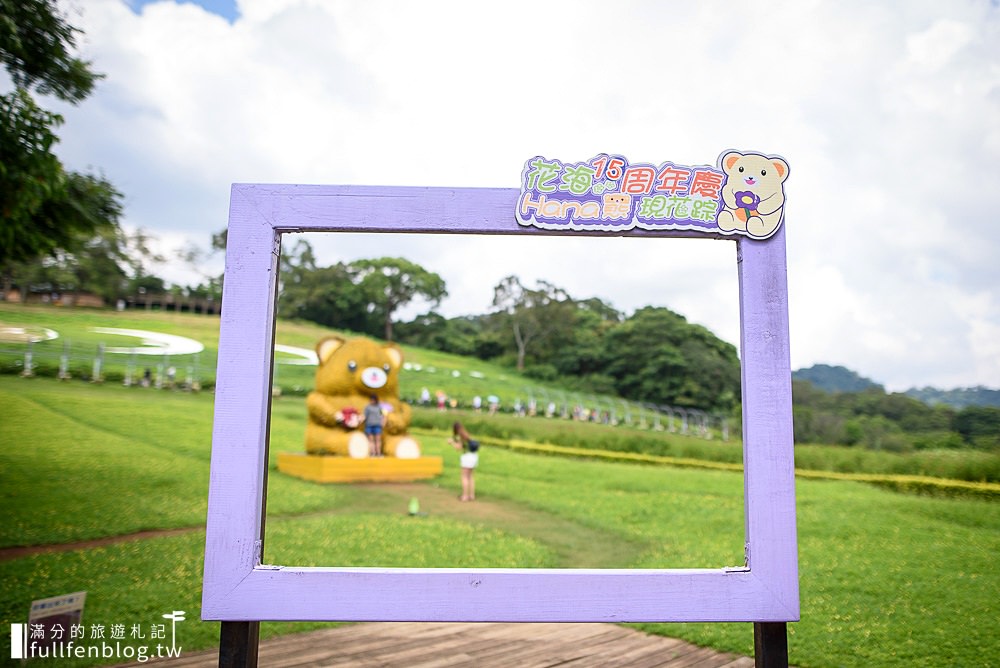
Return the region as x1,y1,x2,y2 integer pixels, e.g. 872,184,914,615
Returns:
449,421,479,502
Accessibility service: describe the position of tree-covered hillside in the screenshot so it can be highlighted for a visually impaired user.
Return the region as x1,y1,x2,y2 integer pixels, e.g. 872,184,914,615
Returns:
793,364,882,393
276,244,742,413
904,386,1000,410
790,365,999,452
791,380,1000,452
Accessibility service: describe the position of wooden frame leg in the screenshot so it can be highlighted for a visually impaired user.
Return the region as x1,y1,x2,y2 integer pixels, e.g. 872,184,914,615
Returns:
754,622,788,668
219,621,259,668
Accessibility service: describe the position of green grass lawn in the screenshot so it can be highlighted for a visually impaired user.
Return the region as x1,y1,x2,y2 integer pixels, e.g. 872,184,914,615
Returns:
6,302,999,486
1,376,999,666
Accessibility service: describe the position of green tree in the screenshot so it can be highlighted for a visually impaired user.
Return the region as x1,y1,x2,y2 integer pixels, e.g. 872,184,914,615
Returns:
491,276,577,371
130,274,166,296
0,0,100,102
395,312,484,357
601,306,740,410
174,227,227,302
5,212,161,304
954,406,1000,450
278,238,318,298
67,222,161,302
352,257,447,341
276,241,375,334
1,89,63,260
792,379,849,444
550,298,621,378
1,0,120,274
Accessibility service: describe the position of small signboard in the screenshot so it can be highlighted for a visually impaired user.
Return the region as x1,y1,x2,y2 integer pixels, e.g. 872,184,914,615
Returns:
517,151,789,239
16,591,87,657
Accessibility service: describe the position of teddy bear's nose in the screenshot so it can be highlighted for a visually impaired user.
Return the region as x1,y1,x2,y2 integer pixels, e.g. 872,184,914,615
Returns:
362,367,388,389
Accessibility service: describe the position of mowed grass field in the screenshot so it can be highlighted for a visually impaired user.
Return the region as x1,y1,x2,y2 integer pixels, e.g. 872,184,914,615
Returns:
1,376,999,667
6,302,999,488
0,302,590,409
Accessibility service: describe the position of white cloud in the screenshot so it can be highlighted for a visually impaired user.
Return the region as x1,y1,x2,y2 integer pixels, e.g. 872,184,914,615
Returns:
906,19,975,71
40,0,1000,391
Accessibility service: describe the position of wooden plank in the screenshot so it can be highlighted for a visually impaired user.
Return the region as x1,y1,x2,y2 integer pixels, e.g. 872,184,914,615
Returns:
202,189,277,612
249,635,402,666
562,634,687,667
218,621,258,668
132,622,755,668
753,622,788,668
234,184,726,239
687,653,754,668
457,627,627,666
280,630,416,659
616,639,705,668
717,659,756,668
368,638,494,666
738,231,799,619
660,646,728,668
562,638,688,668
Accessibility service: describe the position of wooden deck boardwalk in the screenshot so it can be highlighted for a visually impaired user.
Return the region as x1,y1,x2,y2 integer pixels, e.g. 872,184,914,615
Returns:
149,622,754,667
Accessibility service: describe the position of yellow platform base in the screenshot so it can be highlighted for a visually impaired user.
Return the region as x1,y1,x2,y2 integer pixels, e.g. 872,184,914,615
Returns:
278,452,443,483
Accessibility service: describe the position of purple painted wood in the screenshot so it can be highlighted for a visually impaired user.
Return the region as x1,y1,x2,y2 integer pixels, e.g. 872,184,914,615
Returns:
227,184,728,238
738,226,799,620
202,184,799,623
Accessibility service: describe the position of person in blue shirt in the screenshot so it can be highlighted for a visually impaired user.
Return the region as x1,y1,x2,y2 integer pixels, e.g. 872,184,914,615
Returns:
363,394,385,457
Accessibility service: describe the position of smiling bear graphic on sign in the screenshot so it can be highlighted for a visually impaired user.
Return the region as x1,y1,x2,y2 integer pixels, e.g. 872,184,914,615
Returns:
716,151,790,239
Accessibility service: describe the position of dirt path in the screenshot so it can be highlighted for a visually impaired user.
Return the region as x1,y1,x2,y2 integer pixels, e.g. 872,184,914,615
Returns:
345,481,646,568
0,526,202,562
0,481,645,569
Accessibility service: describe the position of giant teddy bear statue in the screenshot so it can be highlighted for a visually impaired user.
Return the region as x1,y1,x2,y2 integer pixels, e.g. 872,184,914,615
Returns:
716,150,790,240
305,335,421,459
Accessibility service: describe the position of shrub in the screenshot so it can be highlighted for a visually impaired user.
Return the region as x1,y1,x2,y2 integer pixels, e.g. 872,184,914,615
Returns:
523,363,559,382
911,430,965,450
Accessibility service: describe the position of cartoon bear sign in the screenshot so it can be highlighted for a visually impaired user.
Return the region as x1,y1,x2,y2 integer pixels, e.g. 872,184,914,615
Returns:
305,336,420,459
716,150,790,239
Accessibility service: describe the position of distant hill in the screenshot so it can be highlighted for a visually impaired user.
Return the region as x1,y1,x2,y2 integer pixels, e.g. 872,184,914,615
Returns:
792,364,883,393
904,386,1000,410
793,364,1000,410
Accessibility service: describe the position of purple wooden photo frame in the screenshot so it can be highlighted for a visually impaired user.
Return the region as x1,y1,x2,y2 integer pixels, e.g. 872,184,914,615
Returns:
202,184,798,623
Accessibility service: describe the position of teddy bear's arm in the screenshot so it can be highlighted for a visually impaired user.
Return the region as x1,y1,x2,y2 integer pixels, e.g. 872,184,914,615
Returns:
383,401,412,434
756,192,785,215
307,392,358,427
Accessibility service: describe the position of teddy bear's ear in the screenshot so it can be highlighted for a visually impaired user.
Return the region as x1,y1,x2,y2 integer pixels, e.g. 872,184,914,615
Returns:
316,336,346,364
771,157,790,181
382,343,403,369
722,151,743,172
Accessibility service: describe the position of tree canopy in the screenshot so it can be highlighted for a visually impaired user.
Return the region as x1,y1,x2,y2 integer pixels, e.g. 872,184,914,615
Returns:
491,276,577,371
0,0,121,270
0,0,100,103
352,257,447,341
277,246,447,342
4,212,161,303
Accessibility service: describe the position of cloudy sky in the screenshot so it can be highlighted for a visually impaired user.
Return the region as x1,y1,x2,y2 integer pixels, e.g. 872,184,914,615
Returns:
32,0,1000,391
